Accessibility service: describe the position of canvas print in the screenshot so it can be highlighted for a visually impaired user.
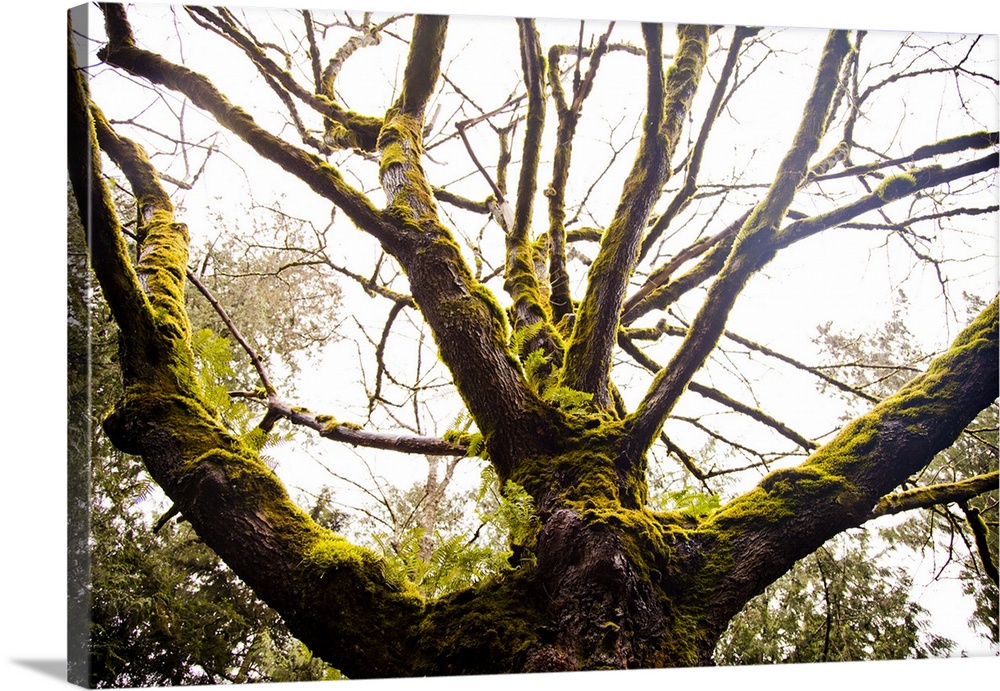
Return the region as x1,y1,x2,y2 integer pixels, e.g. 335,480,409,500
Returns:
67,1,998,686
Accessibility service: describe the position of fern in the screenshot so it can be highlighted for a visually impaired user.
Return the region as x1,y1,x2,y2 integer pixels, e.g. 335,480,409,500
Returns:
510,320,546,359
522,348,549,384
476,467,539,554
443,410,487,458
466,432,486,458
545,385,594,411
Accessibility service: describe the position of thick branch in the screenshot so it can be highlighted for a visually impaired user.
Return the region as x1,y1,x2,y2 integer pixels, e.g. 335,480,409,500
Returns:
76,12,425,678
777,154,999,248
68,20,157,379
501,19,564,373
961,503,1000,584
623,150,998,328
503,19,550,328
696,298,999,641
394,14,448,119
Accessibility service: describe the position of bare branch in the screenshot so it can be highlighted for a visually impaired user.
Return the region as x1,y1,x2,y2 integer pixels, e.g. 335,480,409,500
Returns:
618,332,817,450
547,23,616,324
262,398,469,456
98,4,393,245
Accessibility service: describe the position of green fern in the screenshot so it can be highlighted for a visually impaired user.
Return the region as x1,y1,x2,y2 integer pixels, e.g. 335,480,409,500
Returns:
544,385,594,410
522,348,549,384
510,320,546,359
443,410,488,458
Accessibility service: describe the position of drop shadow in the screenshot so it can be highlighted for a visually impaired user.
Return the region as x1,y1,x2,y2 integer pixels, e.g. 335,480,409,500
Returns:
10,659,66,682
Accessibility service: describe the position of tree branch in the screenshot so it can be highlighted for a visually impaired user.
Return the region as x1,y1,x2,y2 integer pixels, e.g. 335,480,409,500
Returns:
257,398,469,456
618,332,817,450
68,21,157,381
186,5,384,151
960,501,1000,584
562,24,709,408
546,24,615,324
394,14,448,118
499,19,565,374
697,298,999,637
625,320,880,404
80,13,428,676
624,30,853,455
867,472,999,519
186,269,277,398
639,25,760,262
97,4,393,246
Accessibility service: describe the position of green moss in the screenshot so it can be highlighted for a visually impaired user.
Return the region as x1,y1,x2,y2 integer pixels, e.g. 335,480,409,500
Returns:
875,172,917,201
315,414,363,432
758,464,850,497
912,130,996,159
411,574,544,675
378,111,437,219
567,503,721,667
303,534,419,597
397,15,447,116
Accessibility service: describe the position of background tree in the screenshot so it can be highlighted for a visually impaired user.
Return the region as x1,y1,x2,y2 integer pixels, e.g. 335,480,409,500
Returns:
715,533,955,664
68,3,998,678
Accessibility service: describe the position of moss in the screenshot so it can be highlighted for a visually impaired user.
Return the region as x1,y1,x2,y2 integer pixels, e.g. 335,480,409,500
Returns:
377,111,437,219
758,464,851,497
315,414,363,432
697,299,998,556
303,533,419,598
578,504,682,578
567,503,721,667
662,25,710,148
411,573,544,675
912,130,997,159
508,412,652,510
396,15,447,116
875,172,918,201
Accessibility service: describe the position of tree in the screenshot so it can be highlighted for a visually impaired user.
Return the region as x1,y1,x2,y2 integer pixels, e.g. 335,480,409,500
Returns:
68,3,998,677
715,532,955,664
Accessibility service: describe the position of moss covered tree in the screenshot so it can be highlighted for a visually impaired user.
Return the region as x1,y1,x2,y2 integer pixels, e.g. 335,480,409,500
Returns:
69,3,998,677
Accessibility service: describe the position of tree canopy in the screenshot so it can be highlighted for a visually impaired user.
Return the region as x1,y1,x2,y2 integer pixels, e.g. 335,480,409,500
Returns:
68,2,998,679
